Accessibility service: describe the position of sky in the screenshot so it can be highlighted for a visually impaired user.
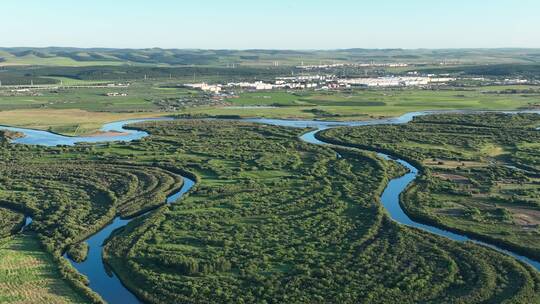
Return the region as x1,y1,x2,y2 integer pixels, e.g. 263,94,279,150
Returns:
1,0,539,49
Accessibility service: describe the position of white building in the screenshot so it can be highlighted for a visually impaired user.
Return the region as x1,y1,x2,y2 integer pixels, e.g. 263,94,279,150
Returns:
339,76,455,87
184,83,222,93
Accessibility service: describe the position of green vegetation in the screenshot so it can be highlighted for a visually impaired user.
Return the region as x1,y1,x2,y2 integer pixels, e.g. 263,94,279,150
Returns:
1,45,540,304
320,113,540,260
0,65,291,85
96,120,539,303
3,83,539,136
0,236,88,303
0,109,165,136
0,208,24,238
0,118,539,303
0,81,194,112
67,242,89,263
0,130,187,302
215,86,540,118
3,48,540,67
1,52,540,137
419,64,540,79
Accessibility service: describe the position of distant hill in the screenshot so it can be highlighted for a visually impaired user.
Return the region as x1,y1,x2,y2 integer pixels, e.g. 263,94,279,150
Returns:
1,47,540,67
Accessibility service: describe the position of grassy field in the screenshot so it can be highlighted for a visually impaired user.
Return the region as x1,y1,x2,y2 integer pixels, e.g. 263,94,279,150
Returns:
0,109,166,136
178,86,539,121
0,51,122,67
0,80,538,135
0,236,87,303
0,82,188,112
0,81,214,134
220,86,539,117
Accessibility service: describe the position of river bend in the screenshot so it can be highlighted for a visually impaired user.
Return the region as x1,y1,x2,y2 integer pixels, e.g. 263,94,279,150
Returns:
2,110,539,303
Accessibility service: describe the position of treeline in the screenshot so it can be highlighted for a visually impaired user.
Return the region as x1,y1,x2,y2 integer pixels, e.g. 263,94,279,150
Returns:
0,74,57,86
419,63,540,78
1,65,294,83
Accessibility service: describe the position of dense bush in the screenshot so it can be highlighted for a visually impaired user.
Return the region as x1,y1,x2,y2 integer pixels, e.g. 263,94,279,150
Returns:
101,120,540,303
0,207,24,238
320,113,540,260
1,118,540,303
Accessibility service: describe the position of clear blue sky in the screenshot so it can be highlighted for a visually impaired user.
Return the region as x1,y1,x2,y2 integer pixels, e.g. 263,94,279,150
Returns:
1,0,538,49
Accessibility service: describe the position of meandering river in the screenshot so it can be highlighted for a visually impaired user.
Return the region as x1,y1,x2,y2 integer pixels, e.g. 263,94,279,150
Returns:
2,110,539,303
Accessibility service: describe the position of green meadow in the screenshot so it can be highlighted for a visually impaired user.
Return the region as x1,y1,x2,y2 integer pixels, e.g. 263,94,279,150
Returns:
185,86,539,120
0,236,87,303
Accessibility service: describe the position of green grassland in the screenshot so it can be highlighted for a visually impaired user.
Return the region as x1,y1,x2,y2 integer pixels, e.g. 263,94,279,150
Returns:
0,56,538,137
0,236,88,303
3,48,540,67
0,109,166,136
185,86,540,119
0,83,539,136
0,50,123,67
0,81,201,135
320,113,540,260
227,86,540,111
0,82,194,112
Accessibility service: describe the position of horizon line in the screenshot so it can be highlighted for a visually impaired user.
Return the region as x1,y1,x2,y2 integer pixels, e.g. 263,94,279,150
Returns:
2,46,540,51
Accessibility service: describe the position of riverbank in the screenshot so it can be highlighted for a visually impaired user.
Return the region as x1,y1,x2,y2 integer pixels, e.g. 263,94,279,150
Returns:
0,109,166,136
